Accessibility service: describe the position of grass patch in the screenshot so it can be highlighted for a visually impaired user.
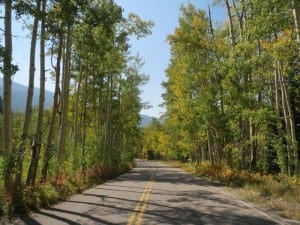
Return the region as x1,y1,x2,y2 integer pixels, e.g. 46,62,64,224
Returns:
165,160,197,174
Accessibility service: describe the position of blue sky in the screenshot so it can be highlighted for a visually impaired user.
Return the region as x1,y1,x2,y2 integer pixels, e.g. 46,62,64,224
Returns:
2,0,226,118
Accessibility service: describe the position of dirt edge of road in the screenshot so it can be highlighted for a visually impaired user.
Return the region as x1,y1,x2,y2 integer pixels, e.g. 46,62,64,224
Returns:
226,187,300,224
163,160,300,224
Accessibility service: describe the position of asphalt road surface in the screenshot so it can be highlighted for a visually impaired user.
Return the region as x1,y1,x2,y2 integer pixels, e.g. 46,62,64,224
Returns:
14,160,300,225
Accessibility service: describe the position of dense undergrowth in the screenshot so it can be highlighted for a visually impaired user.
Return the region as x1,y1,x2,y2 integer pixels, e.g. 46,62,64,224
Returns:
168,161,300,221
0,163,133,217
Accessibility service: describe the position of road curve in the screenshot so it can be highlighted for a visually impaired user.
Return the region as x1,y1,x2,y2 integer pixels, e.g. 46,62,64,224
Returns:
14,160,299,225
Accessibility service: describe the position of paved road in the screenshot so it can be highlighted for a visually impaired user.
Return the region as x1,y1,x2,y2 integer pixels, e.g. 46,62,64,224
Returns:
14,160,299,225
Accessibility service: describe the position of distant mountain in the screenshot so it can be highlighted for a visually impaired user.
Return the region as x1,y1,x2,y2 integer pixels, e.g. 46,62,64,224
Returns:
0,81,156,129
0,80,53,112
140,114,154,127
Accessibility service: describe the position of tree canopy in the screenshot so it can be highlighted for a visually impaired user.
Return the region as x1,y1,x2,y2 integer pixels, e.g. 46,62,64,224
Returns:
146,1,300,177
0,0,153,217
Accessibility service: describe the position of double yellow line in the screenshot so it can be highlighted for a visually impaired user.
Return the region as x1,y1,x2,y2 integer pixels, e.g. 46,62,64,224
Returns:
127,172,154,225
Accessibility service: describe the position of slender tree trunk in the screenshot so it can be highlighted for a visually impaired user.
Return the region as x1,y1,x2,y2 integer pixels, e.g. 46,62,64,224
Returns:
103,73,112,166
26,0,45,186
278,63,293,176
232,0,246,40
97,77,104,162
111,75,122,165
14,0,41,207
293,0,300,46
208,4,224,115
196,147,200,165
207,129,213,164
3,0,14,218
224,0,236,48
278,63,298,176
72,65,82,171
109,73,114,165
274,68,288,174
81,70,88,172
249,119,257,170
41,31,63,183
57,27,72,175
73,67,82,145
275,68,281,117
107,73,112,165
292,0,300,176
274,45,288,174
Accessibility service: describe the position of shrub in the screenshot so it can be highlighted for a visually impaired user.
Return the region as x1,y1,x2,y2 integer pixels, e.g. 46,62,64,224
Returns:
22,187,41,211
195,162,222,178
38,184,59,207
259,186,272,197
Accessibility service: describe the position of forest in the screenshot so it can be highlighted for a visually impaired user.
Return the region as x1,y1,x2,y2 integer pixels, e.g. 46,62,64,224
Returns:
0,0,153,217
144,0,300,176
1,0,300,221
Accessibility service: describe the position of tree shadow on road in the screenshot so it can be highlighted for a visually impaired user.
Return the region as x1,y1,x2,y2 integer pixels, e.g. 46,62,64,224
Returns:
14,161,283,225
16,206,117,225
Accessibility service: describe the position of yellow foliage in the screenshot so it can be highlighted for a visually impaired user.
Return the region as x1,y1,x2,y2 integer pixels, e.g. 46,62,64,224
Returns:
261,29,295,61
192,16,201,27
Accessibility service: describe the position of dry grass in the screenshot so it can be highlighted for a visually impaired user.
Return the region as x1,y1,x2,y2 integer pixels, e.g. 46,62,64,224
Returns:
165,160,197,174
231,187,300,221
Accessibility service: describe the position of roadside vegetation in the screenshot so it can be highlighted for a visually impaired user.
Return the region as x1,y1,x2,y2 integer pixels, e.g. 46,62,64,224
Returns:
0,0,152,219
0,163,132,215
142,1,300,185
167,161,300,221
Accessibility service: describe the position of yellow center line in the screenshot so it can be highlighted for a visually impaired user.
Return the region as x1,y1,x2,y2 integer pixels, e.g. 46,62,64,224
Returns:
135,179,154,225
127,171,154,225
